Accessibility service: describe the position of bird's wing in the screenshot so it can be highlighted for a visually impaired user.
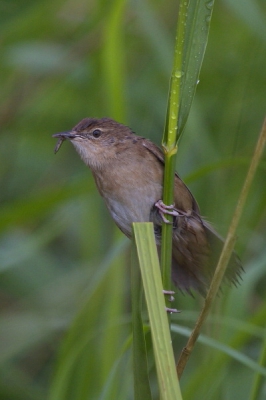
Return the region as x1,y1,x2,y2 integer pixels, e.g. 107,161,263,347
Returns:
142,138,242,295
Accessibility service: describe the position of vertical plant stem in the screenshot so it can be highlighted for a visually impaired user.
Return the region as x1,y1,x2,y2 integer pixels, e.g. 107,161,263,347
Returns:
177,117,266,378
161,154,177,295
161,0,189,305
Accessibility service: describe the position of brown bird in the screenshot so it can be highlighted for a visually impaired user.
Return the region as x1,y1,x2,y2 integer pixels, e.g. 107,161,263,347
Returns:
53,117,242,296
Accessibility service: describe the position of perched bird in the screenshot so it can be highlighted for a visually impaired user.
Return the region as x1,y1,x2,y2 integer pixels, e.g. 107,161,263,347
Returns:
53,118,242,296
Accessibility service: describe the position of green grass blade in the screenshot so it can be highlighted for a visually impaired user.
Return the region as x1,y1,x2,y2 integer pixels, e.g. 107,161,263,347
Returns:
131,245,153,400
132,223,183,400
178,0,215,134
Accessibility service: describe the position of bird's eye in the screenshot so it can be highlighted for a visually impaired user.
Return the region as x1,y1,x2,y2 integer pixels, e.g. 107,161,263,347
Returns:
92,129,102,138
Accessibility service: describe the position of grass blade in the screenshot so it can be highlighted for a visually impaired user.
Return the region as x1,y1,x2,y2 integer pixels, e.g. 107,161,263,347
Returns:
132,222,183,400
131,245,153,400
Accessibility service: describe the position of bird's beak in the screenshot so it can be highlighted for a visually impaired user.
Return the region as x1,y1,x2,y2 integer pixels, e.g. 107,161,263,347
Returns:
52,131,76,140
52,131,77,154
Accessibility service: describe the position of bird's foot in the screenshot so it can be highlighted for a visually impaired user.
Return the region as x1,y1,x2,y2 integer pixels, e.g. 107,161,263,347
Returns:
155,200,179,224
163,290,180,313
163,289,175,302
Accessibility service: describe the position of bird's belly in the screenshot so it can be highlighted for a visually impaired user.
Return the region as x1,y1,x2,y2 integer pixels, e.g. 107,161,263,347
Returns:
93,167,163,237
103,188,160,237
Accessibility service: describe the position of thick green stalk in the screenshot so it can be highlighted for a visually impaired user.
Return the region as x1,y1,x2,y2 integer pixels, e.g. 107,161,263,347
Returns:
161,0,188,301
160,153,177,298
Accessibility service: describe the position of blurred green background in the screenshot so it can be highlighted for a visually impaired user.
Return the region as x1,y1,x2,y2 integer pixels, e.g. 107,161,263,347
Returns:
0,0,266,399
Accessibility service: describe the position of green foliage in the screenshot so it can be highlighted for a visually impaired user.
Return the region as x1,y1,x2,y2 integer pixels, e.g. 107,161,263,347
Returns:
0,0,266,399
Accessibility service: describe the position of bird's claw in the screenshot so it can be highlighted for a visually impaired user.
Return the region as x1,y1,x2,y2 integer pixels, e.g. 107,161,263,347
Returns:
155,200,179,224
165,307,180,314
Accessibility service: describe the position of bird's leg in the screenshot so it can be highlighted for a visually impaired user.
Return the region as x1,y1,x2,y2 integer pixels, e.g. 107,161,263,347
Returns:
155,200,179,224
163,290,180,313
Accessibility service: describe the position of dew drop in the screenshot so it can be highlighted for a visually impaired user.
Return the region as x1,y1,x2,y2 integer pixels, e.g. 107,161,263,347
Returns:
205,0,214,11
174,70,183,78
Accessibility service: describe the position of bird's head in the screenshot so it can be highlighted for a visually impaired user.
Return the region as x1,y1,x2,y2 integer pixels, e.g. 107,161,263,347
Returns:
53,118,138,170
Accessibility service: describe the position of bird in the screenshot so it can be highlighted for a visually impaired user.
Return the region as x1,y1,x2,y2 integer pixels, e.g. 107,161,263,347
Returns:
53,117,242,296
